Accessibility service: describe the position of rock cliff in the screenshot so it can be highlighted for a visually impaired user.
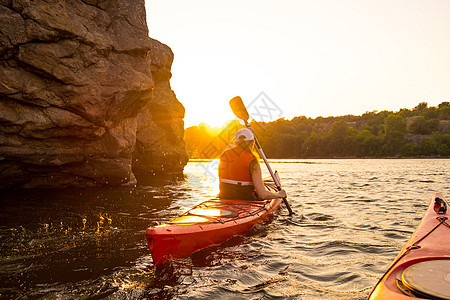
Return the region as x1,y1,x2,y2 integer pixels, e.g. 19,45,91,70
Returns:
133,38,188,178
0,0,188,188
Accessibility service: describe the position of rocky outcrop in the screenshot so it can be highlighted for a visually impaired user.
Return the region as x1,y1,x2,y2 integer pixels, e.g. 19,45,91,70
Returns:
0,0,187,188
133,39,188,177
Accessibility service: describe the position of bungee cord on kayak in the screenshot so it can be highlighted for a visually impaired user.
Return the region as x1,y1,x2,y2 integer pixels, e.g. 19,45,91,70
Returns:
169,200,271,225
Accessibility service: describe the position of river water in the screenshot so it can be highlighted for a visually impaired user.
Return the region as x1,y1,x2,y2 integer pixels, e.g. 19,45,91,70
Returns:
0,159,448,299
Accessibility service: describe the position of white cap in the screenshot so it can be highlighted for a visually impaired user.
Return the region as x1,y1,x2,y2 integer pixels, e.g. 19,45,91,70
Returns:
236,128,254,142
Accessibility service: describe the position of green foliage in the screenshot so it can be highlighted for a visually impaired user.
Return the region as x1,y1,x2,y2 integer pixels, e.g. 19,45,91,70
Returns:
408,116,440,134
355,130,382,157
414,102,428,112
417,137,438,156
438,102,450,118
185,102,450,159
434,133,450,156
400,143,417,157
383,114,407,156
385,114,407,135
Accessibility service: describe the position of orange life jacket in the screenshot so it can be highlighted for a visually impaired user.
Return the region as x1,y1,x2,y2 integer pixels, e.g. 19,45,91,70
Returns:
219,147,256,184
218,147,258,200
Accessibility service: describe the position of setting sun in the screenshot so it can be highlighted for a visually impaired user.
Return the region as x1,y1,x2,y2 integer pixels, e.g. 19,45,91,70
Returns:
169,51,272,127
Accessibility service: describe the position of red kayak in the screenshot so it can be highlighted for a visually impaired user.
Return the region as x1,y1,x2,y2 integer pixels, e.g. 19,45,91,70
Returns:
146,183,282,267
367,192,450,299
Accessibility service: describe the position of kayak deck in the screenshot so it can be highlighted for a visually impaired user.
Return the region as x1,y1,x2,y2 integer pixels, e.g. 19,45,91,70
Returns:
146,196,282,267
168,199,271,225
368,193,450,299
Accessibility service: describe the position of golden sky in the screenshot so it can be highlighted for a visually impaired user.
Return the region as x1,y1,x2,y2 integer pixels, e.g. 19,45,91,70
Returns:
146,0,450,127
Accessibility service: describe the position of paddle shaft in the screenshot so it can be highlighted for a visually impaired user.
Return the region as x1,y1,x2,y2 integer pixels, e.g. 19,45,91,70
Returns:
244,121,295,216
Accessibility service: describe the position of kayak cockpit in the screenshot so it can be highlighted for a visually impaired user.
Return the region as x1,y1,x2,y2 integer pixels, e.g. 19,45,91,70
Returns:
396,259,450,299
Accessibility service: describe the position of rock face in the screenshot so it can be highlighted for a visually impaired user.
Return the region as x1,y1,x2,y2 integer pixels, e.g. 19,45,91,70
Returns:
133,39,188,178
0,0,187,188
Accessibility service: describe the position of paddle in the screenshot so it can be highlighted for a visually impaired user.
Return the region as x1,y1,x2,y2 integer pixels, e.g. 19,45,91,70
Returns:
229,96,295,217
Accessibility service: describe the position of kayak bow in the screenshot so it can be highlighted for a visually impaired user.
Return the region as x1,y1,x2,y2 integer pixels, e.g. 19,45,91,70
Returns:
368,193,450,299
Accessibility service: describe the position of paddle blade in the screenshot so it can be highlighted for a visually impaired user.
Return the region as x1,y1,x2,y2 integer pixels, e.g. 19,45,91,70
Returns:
229,96,249,121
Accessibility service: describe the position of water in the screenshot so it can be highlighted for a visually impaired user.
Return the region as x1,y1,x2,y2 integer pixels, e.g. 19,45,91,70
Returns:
0,159,448,299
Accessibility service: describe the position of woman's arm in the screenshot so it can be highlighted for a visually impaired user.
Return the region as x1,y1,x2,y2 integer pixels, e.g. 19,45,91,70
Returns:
250,161,287,200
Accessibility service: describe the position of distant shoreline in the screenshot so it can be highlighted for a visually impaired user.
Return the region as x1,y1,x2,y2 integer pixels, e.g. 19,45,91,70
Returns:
188,157,449,162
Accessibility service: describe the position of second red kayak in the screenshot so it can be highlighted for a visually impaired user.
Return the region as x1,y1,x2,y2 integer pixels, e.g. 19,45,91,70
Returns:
367,192,450,299
146,186,282,266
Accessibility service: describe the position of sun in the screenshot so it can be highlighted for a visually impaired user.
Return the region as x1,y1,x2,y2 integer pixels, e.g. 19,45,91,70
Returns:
184,98,237,128
169,51,266,128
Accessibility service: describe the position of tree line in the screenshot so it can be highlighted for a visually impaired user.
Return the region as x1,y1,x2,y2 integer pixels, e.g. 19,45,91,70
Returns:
185,102,450,159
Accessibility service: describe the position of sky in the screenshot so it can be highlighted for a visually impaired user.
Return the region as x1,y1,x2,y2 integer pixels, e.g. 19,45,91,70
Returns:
145,0,450,127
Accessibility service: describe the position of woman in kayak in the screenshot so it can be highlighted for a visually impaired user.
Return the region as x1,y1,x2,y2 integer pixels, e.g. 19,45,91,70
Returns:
218,128,287,201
